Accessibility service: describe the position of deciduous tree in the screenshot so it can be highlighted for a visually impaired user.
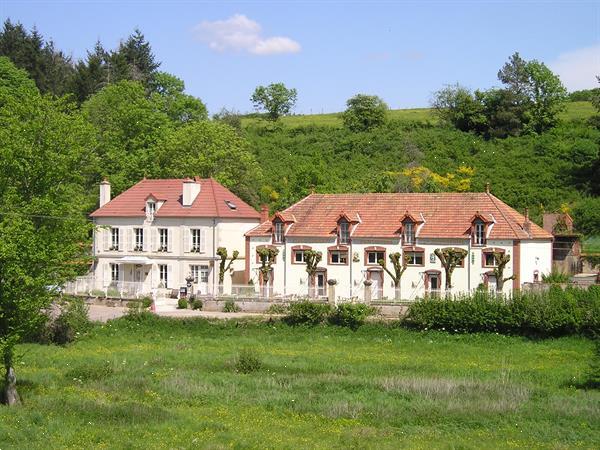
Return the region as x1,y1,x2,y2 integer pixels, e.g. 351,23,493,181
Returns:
434,248,468,291
378,253,408,299
342,94,388,132
250,83,297,120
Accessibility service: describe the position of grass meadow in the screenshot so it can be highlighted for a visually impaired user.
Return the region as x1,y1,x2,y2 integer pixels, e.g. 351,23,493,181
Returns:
241,101,594,129
0,316,598,449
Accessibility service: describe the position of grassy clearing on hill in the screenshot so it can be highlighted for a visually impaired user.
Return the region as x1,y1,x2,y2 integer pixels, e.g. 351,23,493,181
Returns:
242,102,593,128
1,317,598,449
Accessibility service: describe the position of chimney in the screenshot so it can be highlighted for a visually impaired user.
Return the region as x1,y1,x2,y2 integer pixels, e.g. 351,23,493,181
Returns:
99,178,111,207
182,178,201,207
523,208,531,234
485,182,490,194
260,204,269,223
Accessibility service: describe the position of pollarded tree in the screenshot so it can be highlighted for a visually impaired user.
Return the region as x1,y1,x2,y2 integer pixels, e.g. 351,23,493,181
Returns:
217,247,239,294
342,94,388,132
378,253,408,300
251,82,297,121
0,58,96,405
491,252,516,293
303,250,323,298
257,247,279,298
434,248,468,291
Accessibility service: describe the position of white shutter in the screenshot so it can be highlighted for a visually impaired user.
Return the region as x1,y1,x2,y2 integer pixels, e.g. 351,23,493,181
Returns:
152,228,158,252
103,228,109,251
167,265,173,289
167,229,173,253
152,264,158,289
118,263,124,283
182,226,189,253
103,263,110,286
143,226,150,252
200,228,207,253
126,228,133,251
117,228,123,252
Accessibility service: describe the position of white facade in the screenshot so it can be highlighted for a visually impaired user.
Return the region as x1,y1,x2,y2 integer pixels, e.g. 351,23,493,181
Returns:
92,216,258,296
247,236,553,301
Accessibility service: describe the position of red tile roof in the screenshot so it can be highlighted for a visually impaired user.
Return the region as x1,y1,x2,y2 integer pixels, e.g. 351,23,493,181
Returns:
90,178,260,219
246,192,552,240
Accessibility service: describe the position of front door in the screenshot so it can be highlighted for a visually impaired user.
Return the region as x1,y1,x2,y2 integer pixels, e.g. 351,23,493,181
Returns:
428,274,440,297
316,272,326,297
487,275,497,292
369,271,383,300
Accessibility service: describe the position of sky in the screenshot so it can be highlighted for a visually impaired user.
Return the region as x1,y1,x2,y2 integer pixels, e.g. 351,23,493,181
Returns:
1,0,599,115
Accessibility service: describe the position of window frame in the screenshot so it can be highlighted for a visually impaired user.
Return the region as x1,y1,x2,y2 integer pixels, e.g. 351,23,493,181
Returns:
110,263,119,282
339,220,350,244
329,250,348,265
402,221,415,246
406,251,425,266
191,228,202,252
473,220,486,246
273,221,284,244
159,264,168,286
365,250,386,266
134,228,144,252
158,228,168,252
110,227,120,251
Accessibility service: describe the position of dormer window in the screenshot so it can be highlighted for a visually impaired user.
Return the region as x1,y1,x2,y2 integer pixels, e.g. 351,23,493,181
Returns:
403,221,415,245
339,221,350,244
473,220,485,246
147,201,156,215
274,221,284,244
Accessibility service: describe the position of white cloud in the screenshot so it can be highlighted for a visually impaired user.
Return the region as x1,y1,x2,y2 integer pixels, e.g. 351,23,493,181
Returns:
193,14,301,56
548,44,600,91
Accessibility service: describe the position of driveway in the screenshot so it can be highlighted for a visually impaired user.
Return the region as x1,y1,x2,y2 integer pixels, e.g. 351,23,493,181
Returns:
87,304,272,322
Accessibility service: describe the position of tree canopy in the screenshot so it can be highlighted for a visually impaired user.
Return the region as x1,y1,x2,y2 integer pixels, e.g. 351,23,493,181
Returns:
251,83,298,120
342,94,388,132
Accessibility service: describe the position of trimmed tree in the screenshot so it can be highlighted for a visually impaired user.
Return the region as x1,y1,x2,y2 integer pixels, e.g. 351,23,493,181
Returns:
257,247,279,298
216,247,239,294
378,253,408,300
491,252,516,293
434,248,468,291
303,250,323,298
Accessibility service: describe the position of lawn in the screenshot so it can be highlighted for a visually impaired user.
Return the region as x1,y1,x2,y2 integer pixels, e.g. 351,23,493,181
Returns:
241,101,594,129
583,235,600,254
1,316,598,449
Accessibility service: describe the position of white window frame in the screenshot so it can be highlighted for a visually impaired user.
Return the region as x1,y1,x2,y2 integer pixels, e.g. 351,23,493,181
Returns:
294,250,305,263
367,251,385,265
134,228,144,251
330,250,348,265
110,227,120,251
110,263,120,282
474,221,485,246
147,201,156,215
273,222,284,244
483,252,498,268
190,228,205,253
406,251,424,266
403,222,415,245
339,221,350,244
199,265,209,283
159,264,168,287
158,228,168,252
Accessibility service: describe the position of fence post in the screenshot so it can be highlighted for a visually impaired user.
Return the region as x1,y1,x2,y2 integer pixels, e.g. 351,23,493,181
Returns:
363,280,372,304
327,279,337,305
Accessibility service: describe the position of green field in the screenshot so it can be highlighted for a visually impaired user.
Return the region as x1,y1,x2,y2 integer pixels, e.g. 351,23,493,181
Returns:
1,316,598,449
583,235,600,254
242,101,594,128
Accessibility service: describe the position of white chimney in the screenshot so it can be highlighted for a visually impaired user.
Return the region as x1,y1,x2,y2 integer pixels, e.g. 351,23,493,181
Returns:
99,179,111,207
182,178,201,207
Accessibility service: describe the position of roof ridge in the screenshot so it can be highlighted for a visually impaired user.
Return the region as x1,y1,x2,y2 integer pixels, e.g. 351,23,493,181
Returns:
207,178,220,216
487,192,522,239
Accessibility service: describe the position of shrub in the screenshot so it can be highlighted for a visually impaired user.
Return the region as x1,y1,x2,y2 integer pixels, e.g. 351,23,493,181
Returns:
285,301,332,325
234,348,262,374
328,303,376,329
191,298,203,310
48,297,93,345
542,270,570,284
141,297,153,308
223,299,241,313
404,287,600,337
177,298,188,309
124,300,155,322
266,304,288,314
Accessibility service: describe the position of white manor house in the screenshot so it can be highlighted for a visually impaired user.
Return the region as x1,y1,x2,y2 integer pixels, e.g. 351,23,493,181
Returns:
73,178,553,301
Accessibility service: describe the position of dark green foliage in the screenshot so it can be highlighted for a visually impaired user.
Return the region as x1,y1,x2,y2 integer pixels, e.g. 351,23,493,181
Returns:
141,297,153,308
177,298,188,309
251,83,297,120
342,94,388,131
569,88,600,102
191,299,203,310
572,197,600,235
234,348,262,374
582,340,600,389
405,286,600,337
223,299,241,313
328,303,376,329
285,301,332,325
266,304,288,314
47,297,93,345
541,270,570,284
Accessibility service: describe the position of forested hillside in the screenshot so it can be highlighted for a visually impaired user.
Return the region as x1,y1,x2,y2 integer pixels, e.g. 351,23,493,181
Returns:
1,19,598,239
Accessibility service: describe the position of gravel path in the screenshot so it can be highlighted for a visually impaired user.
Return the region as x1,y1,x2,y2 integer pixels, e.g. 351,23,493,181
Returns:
87,304,271,322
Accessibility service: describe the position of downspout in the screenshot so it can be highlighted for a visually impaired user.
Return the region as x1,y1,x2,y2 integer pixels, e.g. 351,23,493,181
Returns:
283,240,287,296
467,237,471,293
349,241,353,298
213,218,217,297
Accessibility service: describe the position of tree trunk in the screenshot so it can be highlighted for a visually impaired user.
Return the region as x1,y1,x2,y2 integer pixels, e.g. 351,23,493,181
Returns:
3,366,21,406
394,283,401,300
444,267,452,290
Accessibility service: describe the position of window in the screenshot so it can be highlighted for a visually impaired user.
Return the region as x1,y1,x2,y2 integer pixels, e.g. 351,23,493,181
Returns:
110,227,120,251
110,263,119,281
339,221,350,244
146,201,156,215
158,228,168,252
294,250,306,263
159,264,168,287
274,222,284,244
406,251,424,266
224,200,237,210
473,221,485,246
483,252,498,267
367,251,385,265
330,250,348,265
403,221,415,245
191,229,203,252
190,265,209,283
134,228,144,251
